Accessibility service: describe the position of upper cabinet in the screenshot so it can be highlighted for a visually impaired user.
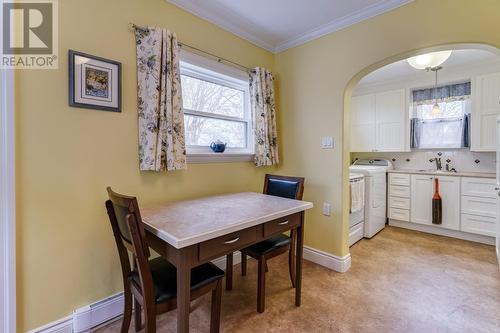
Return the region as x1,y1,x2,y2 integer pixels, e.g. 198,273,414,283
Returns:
350,94,376,152
471,72,500,151
350,89,407,152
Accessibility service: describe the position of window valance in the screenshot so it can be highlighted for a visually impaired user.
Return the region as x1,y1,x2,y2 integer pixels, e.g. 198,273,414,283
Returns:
412,81,471,105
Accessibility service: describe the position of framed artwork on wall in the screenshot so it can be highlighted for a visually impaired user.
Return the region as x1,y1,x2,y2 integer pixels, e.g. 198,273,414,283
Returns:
68,50,121,112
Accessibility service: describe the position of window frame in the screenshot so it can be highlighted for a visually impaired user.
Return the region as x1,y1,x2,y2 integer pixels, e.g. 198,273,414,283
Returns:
410,80,471,150
179,51,254,163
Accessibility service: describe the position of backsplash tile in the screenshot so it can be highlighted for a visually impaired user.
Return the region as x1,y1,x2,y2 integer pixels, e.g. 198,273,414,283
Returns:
352,150,496,173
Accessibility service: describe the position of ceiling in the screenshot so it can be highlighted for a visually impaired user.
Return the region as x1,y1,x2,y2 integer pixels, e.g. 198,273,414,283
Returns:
359,49,500,86
166,0,414,53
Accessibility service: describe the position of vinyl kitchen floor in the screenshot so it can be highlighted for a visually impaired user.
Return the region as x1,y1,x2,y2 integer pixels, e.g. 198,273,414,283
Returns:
96,226,500,333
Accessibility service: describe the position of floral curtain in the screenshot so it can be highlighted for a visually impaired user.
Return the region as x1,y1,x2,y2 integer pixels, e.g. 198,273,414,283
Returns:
250,68,279,167
135,27,186,171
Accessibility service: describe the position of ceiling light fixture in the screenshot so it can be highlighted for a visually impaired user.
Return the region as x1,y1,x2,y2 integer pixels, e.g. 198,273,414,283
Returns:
407,50,452,70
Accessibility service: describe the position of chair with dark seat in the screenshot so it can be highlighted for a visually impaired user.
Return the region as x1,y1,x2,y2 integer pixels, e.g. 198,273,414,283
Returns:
225,174,305,313
105,187,224,333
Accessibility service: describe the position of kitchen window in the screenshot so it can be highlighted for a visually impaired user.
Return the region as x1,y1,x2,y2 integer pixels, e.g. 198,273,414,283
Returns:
180,51,253,162
410,81,471,149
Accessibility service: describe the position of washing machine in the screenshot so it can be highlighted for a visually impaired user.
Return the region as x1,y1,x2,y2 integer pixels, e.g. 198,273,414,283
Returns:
349,159,393,238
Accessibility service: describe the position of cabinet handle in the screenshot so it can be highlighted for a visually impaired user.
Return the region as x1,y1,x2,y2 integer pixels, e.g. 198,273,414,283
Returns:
224,237,240,244
278,220,289,226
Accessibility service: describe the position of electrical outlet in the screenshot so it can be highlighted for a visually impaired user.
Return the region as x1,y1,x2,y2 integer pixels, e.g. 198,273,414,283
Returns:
322,202,331,216
321,136,333,149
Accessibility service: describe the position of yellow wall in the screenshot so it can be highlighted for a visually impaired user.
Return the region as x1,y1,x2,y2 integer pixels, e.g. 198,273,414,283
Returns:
16,0,276,331
16,0,500,331
274,0,500,258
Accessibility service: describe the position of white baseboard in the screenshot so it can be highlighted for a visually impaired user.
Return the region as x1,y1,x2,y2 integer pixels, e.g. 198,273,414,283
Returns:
303,246,351,273
27,316,73,333
389,219,496,245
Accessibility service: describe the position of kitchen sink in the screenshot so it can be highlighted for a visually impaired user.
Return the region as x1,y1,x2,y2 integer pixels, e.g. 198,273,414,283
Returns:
415,169,458,173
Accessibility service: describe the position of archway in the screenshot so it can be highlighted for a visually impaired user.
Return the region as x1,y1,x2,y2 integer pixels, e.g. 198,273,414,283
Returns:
341,43,500,257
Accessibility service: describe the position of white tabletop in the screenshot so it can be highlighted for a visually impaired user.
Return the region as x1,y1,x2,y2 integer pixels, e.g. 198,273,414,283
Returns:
141,192,313,249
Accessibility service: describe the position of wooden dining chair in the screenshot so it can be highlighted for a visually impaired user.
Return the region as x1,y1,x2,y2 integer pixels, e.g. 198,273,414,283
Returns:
225,174,305,313
105,187,225,333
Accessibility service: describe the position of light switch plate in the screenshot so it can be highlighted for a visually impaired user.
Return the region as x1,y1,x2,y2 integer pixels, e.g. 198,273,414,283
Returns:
321,136,333,149
322,202,331,216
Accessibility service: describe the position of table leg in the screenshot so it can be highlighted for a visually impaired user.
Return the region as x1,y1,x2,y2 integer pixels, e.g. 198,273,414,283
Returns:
295,212,304,306
177,255,191,333
225,253,233,290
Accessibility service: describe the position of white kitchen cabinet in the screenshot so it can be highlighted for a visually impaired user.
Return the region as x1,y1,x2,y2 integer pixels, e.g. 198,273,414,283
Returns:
461,214,497,237
471,72,500,151
461,177,498,237
410,175,434,225
375,89,406,152
410,175,460,230
350,89,406,152
436,176,461,230
461,177,496,198
350,94,376,152
388,173,411,222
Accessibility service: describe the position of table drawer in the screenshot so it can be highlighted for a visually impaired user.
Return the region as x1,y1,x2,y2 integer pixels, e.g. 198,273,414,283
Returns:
198,226,257,261
389,196,410,210
389,207,409,221
390,185,410,198
263,214,301,238
389,173,410,186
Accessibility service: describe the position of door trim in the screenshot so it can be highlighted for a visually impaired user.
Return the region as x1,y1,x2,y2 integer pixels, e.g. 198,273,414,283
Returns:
0,65,16,331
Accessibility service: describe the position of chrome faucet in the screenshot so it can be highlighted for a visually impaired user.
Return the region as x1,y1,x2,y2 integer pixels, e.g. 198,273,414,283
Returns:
429,157,442,171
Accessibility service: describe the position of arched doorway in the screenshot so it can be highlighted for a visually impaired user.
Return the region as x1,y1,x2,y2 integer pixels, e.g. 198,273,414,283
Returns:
342,43,500,257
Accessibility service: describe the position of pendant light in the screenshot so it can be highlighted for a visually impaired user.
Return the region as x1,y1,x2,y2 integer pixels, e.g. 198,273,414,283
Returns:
430,66,442,116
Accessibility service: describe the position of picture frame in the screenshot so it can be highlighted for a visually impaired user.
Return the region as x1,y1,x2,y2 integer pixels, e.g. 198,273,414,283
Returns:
68,50,122,112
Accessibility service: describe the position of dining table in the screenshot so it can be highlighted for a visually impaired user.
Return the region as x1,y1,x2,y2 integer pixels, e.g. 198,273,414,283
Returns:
141,191,313,333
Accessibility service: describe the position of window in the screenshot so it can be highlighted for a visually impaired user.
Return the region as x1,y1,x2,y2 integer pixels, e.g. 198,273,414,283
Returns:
179,52,253,161
410,82,471,149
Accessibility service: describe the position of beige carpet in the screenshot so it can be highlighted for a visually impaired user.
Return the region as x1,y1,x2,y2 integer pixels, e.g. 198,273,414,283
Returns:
96,226,500,333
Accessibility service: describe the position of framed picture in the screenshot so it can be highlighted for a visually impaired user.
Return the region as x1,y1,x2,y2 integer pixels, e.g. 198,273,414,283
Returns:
69,50,121,112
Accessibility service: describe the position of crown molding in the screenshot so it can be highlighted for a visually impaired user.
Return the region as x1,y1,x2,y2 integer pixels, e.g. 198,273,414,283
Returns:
166,0,276,52
166,0,414,54
274,0,414,52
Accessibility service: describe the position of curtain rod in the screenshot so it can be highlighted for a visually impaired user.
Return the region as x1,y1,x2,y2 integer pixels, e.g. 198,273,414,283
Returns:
129,23,254,73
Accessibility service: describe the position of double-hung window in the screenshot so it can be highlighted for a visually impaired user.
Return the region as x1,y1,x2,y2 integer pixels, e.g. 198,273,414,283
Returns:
410,81,471,149
179,51,253,161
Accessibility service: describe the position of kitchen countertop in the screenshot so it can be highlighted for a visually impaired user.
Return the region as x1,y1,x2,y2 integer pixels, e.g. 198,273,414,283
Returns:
387,169,496,179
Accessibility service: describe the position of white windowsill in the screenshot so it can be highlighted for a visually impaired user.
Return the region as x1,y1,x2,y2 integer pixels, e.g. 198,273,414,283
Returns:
187,153,254,164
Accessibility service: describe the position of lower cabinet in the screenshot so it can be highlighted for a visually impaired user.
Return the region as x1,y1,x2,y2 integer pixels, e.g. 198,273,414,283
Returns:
461,213,497,237
460,177,497,237
410,175,460,230
390,172,497,241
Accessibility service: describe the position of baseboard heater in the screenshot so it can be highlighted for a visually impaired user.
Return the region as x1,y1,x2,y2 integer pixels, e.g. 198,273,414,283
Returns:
73,292,124,332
